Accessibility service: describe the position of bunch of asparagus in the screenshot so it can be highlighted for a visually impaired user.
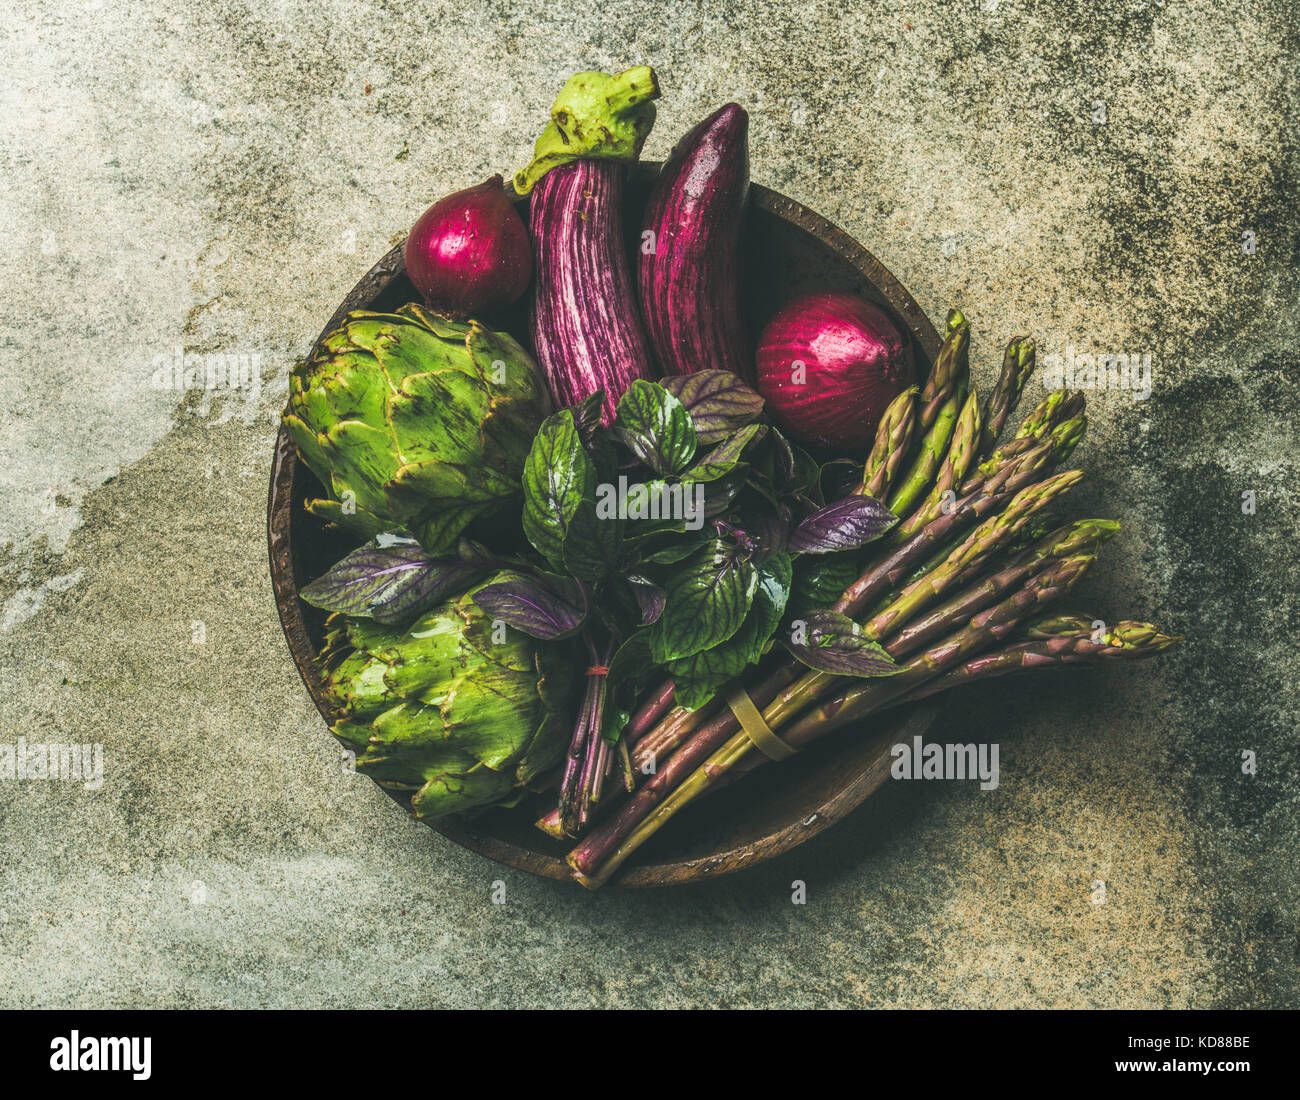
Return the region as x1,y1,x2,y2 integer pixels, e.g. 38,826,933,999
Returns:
545,311,1178,888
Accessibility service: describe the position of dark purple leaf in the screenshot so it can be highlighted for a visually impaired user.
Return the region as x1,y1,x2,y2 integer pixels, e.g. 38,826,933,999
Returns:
788,495,897,554
470,571,588,640
299,534,487,624
659,370,765,444
571,389,606,447
625,574,666,625
780,609,899,677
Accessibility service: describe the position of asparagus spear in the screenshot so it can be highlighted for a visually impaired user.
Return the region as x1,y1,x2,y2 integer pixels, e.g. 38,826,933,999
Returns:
763,497,1087,732
978,336,1035,457
889,521,1119,655
886,315,970,516
886,619,1180,705
858,386,918,500
835,436,1068,619
890,389,982,540
570,554,1096,886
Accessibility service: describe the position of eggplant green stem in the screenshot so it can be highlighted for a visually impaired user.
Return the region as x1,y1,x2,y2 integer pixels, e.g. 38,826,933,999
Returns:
513,67,660,194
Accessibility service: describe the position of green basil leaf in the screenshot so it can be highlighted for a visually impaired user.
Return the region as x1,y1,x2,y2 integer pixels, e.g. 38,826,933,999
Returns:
641,541,704,565
790,554,860,617
614,380,697,476
649,540,757,662
614,478,698,539
666,553,792,707
522,410,596,571
682,423,768,483
563,496,624,585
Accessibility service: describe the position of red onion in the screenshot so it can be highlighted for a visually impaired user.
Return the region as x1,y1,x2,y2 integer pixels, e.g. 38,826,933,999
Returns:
755,291,914,452
403,175,532,316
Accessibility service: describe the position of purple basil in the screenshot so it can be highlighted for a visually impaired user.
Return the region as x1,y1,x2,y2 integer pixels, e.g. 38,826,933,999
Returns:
659,369,765,445
299,534,487,625
470,571,588,640
626,574,667,625
780,609,899,677
788,495,897,554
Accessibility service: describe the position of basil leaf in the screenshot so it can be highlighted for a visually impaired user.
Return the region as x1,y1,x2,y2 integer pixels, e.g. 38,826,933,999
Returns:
789,554,859,617
470,570,588,640
616,478,695,539
788,495,897,554
641,541,704,565
614,379,697,475
563,495,624,585
625,574,667,625
299,534,486,625
522,410,596,570
682,423,768,483
667,553,792,707
649,540,758,662
669,677,724,712
780,609,899,676
607,630,652,685
818,457,860,504
659,370,765,445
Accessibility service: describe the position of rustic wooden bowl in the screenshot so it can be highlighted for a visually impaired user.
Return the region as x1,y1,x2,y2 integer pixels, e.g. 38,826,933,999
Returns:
268,164,944,887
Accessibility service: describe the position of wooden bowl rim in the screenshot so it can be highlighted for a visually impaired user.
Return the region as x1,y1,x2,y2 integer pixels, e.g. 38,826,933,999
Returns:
267,173,942,887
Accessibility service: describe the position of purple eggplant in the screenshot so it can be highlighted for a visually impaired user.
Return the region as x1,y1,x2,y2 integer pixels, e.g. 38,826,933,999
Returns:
528,158,655,424
638,103,751,380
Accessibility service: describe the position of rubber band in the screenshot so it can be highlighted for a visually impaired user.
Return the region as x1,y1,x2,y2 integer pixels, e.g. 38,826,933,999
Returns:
585,666,610,677
725,685,796,761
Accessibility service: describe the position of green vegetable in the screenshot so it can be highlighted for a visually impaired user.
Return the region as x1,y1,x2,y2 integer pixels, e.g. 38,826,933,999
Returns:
513,67,660,195
285,304,552,554
321,581,571,820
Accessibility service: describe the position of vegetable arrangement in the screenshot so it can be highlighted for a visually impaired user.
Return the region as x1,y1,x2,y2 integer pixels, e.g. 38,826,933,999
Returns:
285,67,1178,888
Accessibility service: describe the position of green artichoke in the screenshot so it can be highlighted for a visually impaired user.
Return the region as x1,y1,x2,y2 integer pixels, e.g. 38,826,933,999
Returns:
285,303,552,554
320,580,572,820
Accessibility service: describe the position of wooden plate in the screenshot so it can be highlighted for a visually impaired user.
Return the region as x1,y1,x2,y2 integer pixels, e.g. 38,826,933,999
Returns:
267,165,943,887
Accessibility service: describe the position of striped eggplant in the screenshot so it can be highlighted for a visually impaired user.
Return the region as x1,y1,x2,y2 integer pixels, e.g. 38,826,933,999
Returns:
638,103,751,379
528,158,655,424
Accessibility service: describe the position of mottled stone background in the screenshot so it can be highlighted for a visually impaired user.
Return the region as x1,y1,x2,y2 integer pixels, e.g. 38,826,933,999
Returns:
1,0,1296,1007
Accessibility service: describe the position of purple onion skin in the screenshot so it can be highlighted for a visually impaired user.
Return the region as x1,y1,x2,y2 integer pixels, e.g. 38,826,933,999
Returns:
404,174,532,317
528,159,655,425
755,291,914,453
639,103,751,380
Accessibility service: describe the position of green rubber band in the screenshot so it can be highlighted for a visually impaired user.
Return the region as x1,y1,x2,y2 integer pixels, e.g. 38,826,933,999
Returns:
726,686,797,761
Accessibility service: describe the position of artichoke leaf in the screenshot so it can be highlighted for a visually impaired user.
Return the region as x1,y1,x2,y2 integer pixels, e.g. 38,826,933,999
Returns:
320,420,402,515
435,664,540,770
410,766,517,821
303,497,393,542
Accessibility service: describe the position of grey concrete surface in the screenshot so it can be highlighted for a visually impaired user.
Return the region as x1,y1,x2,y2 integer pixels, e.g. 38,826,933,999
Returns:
1,0,1297,1007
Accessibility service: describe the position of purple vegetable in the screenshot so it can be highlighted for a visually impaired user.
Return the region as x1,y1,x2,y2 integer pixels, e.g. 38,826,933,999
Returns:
404,175,532,317
639,103,750,380
756,290,914,453
528,159,655,424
